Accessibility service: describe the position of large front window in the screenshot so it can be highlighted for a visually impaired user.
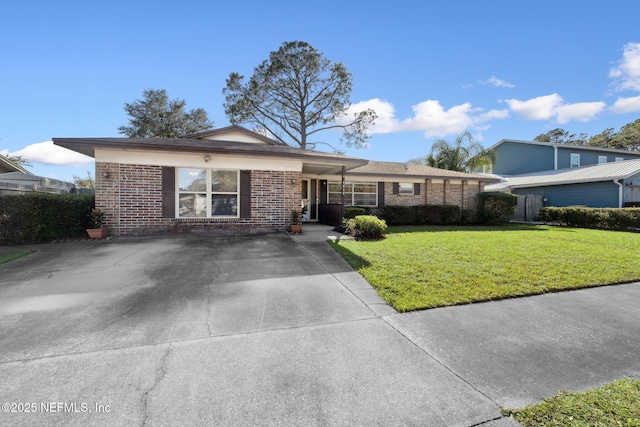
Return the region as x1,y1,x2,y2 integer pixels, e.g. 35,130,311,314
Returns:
328,181,377,206
178,168,238,217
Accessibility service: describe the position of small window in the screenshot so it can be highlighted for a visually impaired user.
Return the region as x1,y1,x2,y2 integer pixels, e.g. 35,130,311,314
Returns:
570,153,580,168
398,182,414,195
598,156,607,164
483,164,493,174
615,157,624,162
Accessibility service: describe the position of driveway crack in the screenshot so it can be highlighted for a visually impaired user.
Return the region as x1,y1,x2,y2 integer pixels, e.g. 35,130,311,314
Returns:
206,283,213,336
141,343,171,427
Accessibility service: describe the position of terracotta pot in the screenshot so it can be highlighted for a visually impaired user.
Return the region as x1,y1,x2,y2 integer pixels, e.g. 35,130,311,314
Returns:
290,224,302,234
86,228,108,239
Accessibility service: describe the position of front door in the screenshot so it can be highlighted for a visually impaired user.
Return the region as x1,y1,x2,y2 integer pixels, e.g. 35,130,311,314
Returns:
301,179,311,222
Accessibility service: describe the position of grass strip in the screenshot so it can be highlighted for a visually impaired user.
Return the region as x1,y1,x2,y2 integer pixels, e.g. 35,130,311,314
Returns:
501,378,640,426
330,224,640,311
0,249,34,264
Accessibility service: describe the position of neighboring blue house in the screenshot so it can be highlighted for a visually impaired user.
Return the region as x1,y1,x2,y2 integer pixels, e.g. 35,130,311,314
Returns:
479,139,640,175
479,140,640,212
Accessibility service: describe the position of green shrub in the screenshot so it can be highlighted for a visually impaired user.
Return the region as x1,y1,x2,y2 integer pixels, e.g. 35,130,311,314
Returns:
0,193,95,245
344,207,367,219
382,204,468,226
344,215,387,239
381,206,415,225
478,192,517,224
539,206,640,231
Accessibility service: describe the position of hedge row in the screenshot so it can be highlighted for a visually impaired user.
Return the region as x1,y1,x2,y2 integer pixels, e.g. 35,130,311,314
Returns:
380,205,477,226
538,207,640,231
0,194,95,245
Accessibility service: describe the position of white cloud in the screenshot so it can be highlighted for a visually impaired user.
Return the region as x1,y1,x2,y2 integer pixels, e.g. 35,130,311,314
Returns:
555,102,607,123
504,94,562,120
480,76,515,88
504,94,605,123
611,95,640,113
347,98,508,138
609,42,640,92
8,141,94,166
345,98,400,134
402,100,481,137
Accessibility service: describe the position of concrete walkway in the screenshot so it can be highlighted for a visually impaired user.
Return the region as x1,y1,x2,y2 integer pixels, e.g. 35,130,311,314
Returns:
1,227,639,426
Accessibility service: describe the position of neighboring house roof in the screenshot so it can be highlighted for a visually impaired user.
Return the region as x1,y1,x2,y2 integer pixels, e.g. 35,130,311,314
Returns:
0,154,31,174
347,161,500,181
487,158,640,190
488,139,640,156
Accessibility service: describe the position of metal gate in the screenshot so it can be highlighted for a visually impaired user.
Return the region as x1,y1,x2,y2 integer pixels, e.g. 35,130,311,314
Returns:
511,194,544,222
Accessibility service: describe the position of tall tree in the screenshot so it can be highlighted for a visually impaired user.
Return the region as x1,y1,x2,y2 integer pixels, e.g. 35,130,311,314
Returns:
118,89,213,138
611,119,640,151
586,127,616,149
534,128,586,145
223,41,376,150
410,132,495,172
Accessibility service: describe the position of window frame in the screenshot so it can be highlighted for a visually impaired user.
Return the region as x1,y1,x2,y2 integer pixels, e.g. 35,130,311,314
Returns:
615,157,624,162
327,181,378,207
570,153,581,168
598,156,607,164
176,168,240,218
398,182,414,195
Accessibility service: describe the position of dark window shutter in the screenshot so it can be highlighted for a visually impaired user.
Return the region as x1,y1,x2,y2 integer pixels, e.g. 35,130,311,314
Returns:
240,170,251,218
378,182,385,207
162,167,175,218
319,180,328,204
392,182,399,195
414,183,421,195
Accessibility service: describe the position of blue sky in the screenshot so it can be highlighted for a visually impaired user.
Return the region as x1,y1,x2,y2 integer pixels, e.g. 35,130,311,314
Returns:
2,0,640,182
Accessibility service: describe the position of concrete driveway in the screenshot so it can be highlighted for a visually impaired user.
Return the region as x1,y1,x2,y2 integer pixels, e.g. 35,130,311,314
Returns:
1,229,639,426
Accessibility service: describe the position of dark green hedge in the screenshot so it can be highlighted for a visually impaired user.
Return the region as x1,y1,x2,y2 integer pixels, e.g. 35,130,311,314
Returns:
538,206,640,231
344,207,367,219
478,192,517,224
381,204,475,226
0,193,95,245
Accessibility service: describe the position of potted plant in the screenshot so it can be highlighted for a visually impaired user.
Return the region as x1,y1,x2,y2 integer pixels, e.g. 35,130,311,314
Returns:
290,208,303,234
86,208,108,239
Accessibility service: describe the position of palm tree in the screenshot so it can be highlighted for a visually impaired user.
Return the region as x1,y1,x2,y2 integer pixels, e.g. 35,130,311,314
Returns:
416,132,495,172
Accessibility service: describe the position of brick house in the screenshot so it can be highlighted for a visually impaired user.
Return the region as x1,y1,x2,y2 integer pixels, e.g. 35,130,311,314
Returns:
54,126,498,236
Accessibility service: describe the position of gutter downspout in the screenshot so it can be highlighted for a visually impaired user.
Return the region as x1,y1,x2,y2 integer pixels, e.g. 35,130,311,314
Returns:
554,146,558,170
614,179,623,208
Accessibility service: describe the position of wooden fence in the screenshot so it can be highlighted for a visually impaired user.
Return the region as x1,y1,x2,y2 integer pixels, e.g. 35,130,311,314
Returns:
511,194,544,222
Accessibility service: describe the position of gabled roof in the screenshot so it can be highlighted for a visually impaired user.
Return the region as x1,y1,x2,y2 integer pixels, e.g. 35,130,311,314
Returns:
0,154,31,174
488,139,640,156
53,133,369,175
487,158,640,190
183,125,286,145
346,161,499,181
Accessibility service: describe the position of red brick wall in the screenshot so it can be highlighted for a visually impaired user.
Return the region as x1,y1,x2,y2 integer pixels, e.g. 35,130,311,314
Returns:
383,180,484,210
95,162,302,236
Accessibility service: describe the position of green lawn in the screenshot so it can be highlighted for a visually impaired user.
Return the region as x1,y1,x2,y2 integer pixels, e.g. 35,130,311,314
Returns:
330,224,640,312
0,249,34,264
502,378,640,426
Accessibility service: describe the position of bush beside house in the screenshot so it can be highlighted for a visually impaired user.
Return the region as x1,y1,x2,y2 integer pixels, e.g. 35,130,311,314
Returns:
0,194,95,245
343,215,387,239
539,206,640,231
